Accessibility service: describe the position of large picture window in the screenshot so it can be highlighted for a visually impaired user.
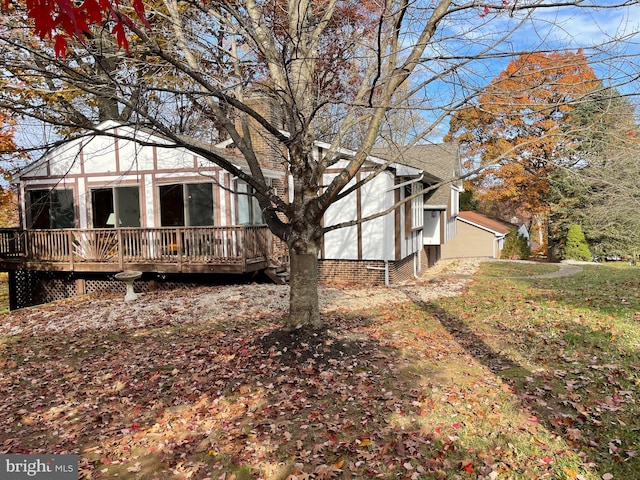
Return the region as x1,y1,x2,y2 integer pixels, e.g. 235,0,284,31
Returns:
91,186,141,228
159,183,214,227
28,189,75,229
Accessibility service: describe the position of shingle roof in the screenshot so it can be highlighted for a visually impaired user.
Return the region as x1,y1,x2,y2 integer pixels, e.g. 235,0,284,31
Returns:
457,211,515,236
371,142,460,181
371,143,460,207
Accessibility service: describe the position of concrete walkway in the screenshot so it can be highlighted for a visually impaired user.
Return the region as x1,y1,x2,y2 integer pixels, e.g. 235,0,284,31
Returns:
509,260,592,279
528,262,584,278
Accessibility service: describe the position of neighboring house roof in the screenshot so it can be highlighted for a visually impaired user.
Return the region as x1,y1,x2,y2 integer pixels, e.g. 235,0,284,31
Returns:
457,211,514,237
371,143,461,208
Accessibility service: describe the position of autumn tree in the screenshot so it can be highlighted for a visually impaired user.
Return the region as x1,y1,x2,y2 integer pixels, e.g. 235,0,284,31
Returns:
0,3,233,141
445,51,601,251
0,111,21,227
3,0,640,329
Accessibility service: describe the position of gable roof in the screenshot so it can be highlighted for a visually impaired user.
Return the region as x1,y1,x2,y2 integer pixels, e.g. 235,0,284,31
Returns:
371,143,460,207
371,143,460,181
457,211,514,237
13,121,283,181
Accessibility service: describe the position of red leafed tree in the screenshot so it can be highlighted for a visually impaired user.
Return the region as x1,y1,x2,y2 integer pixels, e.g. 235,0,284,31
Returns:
13,0,148,55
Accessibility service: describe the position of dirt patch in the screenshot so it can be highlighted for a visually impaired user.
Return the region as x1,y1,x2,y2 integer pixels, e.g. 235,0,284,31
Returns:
255,326,375,366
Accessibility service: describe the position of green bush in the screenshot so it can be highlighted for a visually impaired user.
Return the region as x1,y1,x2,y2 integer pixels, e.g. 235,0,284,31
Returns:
502,228,531,259
562,224,591,261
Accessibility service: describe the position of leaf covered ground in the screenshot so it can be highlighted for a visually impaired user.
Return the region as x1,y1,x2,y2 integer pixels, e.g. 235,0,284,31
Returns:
0,260,638,479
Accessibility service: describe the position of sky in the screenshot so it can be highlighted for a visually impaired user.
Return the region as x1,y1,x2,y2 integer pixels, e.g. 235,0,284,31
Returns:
7,0,640,158
416,0,640,139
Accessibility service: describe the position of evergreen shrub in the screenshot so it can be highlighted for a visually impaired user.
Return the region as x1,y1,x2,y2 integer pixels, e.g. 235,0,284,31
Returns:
562,224,591,261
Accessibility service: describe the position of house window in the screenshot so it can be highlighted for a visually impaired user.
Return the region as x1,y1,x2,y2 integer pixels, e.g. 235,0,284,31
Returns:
159,183,214,227
404,182,423,234
27,189,75,229
236,181,263,225
91,186,141,228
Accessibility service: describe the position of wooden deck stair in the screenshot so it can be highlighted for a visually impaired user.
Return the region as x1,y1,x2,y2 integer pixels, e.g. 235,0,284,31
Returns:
264,264,289,284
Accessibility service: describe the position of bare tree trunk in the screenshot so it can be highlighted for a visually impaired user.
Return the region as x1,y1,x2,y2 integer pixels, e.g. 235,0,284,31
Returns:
287,241,322,331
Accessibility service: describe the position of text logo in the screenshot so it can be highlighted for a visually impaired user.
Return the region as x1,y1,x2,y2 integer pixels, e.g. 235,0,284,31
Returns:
0,455,78,479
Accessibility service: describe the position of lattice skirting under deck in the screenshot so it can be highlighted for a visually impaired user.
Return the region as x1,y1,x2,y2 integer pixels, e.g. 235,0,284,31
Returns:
7,271,233,310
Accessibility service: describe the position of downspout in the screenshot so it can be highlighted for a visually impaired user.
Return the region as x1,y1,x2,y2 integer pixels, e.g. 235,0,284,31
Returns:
366,173,424,287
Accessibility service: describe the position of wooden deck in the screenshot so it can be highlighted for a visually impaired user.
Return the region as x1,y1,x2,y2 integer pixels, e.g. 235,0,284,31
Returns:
0,226,274,274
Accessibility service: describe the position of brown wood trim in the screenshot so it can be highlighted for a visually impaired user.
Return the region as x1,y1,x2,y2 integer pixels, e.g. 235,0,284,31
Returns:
85,179,141,187
153,145,158,171
153,174,220,185
214,171,222,226
18,165,222,182
140,175,147,228
356,172,362,260
151,175,158,228
114,130,120,172
224,173,232,225
394,179,401,261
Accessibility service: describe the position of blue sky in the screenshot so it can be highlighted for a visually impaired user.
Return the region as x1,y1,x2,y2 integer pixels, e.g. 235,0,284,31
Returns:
8,1,640,155
418,0,640,139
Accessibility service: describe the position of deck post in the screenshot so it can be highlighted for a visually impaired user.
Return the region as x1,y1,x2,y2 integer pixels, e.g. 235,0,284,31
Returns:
177,228,183,271
117,229,124,270
242,226,247,270
25,231,32,260
68,230,74,270
76,278,86,295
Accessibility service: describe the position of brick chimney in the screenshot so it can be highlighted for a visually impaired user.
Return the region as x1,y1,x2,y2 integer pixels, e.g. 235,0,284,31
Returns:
236,96,287,173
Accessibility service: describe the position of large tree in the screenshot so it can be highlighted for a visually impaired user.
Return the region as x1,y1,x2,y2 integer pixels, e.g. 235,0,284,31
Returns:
549,88,640,257
445,51,601,242
2,0,640,329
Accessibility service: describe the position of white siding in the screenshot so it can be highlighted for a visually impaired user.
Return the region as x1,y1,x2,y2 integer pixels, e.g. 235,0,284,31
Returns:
77,177,87,228
360,173,394,260
323,176,358,259
423,211,441,245
43,139,84,176
82,136,120,174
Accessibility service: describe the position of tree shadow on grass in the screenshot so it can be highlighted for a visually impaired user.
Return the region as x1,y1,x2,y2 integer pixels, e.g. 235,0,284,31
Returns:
0,307,455,479
404,285,640,477
401,290,578,442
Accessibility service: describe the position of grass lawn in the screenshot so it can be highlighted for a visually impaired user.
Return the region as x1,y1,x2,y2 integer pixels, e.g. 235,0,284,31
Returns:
0,261,638,479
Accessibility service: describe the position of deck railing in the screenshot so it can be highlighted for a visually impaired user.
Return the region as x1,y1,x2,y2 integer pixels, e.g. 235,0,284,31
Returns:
0,226,272,270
